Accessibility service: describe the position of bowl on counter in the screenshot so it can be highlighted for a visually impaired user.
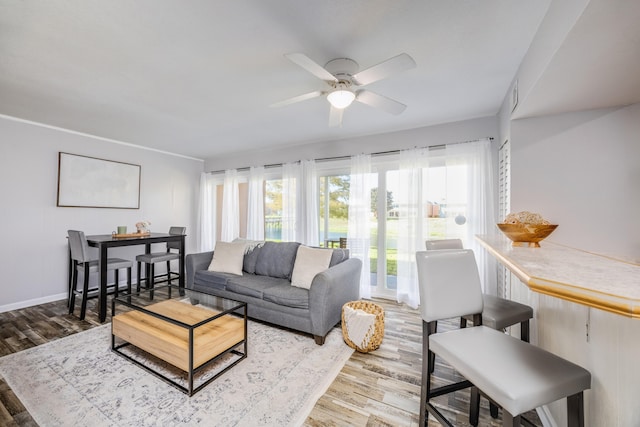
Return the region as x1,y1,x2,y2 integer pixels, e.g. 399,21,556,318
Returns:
496,223,558,247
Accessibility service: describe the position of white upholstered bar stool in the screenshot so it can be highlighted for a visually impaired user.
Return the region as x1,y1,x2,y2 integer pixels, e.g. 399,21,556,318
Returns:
136,226,185,291
426,239,533,341
416,249,591,427
426,238,535,417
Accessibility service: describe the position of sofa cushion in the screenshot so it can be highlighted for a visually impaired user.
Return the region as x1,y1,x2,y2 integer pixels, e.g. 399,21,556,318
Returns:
194,270,235,290
208,241,246,275
225,274,290,299
263,283,309,309
254,241,301,279
291,245,333,289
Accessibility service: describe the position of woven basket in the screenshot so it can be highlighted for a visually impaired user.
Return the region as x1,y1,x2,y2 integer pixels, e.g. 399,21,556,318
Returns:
341,300,385,353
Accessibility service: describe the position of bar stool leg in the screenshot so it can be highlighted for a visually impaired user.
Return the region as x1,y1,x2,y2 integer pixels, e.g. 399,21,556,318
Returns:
502,412,521,427
490,402,499,418
166,260,172,284
136,261,142,292
419,321,430,427
567,392,585,427
67,260,76,307
79,264,90,321
149,264,155,299
145,263,152,289
69,264,78,314
469,386,480,426
114,269,119,297
428,321,437,374
521,320,530,342
149,264,155,289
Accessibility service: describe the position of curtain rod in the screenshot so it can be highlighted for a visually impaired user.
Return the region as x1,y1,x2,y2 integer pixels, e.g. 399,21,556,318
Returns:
207,137,493,174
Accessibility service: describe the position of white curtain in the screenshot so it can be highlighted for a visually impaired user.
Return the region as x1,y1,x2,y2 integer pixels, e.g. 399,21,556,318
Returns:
280,160,319,245
396,148,429,308
198,172,217,252
445,139,497,293
395,139,497,308
281,162,299,242
298,160,319,246
221,169,240,242
348,154,373,299
247,166,265,240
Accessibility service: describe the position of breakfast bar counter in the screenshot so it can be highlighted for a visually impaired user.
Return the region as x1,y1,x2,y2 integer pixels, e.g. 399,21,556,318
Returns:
476,235,640,318
476,234,640,427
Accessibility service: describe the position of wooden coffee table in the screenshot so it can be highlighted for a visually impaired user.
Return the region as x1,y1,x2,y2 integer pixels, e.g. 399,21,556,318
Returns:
111,285,247,395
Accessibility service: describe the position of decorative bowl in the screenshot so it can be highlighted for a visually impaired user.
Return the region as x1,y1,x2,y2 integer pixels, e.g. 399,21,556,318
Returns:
496,223,558,247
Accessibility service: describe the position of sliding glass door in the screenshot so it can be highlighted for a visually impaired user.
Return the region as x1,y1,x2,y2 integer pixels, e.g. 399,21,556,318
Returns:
199,139,493,303
369,162,469,299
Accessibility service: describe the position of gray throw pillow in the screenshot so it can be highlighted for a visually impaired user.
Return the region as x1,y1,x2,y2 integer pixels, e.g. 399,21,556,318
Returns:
243,244,262,274
254,242,301,279
329,248,349,266
233,238,265,274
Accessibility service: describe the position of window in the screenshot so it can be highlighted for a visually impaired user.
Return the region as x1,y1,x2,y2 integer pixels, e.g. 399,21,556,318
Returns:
200,139,493,304
319,175,350,247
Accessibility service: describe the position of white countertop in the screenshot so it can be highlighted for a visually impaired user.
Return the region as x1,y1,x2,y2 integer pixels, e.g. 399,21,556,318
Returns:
476,234,640,318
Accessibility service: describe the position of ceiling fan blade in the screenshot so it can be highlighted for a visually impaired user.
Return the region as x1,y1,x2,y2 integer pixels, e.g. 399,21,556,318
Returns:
270,90,323,108
328,105,344,127
284,53,338,83
352,53,416,86
356,90,407,115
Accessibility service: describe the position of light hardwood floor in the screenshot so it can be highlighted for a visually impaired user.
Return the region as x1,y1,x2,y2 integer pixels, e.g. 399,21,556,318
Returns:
0,297,541,426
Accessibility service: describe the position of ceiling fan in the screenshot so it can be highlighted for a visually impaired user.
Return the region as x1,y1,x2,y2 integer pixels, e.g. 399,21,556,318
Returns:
270,52,416,127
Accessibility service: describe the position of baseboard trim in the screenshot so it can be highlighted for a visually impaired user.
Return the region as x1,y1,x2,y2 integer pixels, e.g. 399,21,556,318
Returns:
1,279,146,314
0,292,67,313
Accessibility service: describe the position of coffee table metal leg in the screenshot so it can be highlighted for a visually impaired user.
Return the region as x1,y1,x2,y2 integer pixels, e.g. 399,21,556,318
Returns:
188,328,194,396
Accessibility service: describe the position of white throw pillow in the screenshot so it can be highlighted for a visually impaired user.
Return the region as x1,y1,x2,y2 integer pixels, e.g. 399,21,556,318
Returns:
290,245,333,289
208,241,247,276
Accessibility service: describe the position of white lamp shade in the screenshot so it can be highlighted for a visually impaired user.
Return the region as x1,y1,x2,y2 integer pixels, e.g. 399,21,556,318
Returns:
327,89,355,109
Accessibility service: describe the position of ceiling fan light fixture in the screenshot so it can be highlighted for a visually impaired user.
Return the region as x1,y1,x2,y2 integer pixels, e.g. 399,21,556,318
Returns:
327,89,355,109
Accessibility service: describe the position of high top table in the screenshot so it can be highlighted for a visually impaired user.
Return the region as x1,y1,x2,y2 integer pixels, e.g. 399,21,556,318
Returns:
84,233,186,322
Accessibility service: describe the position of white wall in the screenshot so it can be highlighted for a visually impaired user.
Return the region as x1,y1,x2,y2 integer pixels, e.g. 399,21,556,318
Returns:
510,104,640,262
205,116,498,171
0,116,203,311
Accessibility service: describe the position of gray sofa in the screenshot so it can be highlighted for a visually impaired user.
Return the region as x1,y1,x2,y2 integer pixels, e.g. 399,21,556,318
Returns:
186,241,362,345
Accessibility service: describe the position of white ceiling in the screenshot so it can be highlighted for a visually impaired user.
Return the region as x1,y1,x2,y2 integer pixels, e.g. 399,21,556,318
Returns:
513,0,640,119
1,1,554,160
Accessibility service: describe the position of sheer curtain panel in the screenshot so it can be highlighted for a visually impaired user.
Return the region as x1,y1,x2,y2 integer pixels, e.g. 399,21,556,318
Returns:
198,172,217,252
394,139,497,308
299,160,319,246
281,162,299,242
445,139,497,293
348,154,373,299
221,169,240,241
247,166,265,240
396,148,429,308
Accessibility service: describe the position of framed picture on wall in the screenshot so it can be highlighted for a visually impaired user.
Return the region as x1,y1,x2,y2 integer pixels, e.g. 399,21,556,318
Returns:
56,152,141,209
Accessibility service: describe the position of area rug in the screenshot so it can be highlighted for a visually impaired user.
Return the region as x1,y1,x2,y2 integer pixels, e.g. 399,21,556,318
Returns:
0,321,353,426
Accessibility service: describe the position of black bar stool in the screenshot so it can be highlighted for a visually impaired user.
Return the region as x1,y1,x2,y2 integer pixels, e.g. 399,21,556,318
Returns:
67,230,132,320
136,226,185,291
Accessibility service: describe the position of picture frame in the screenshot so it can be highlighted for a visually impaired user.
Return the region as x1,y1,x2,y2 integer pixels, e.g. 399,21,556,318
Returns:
57,152,141,209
